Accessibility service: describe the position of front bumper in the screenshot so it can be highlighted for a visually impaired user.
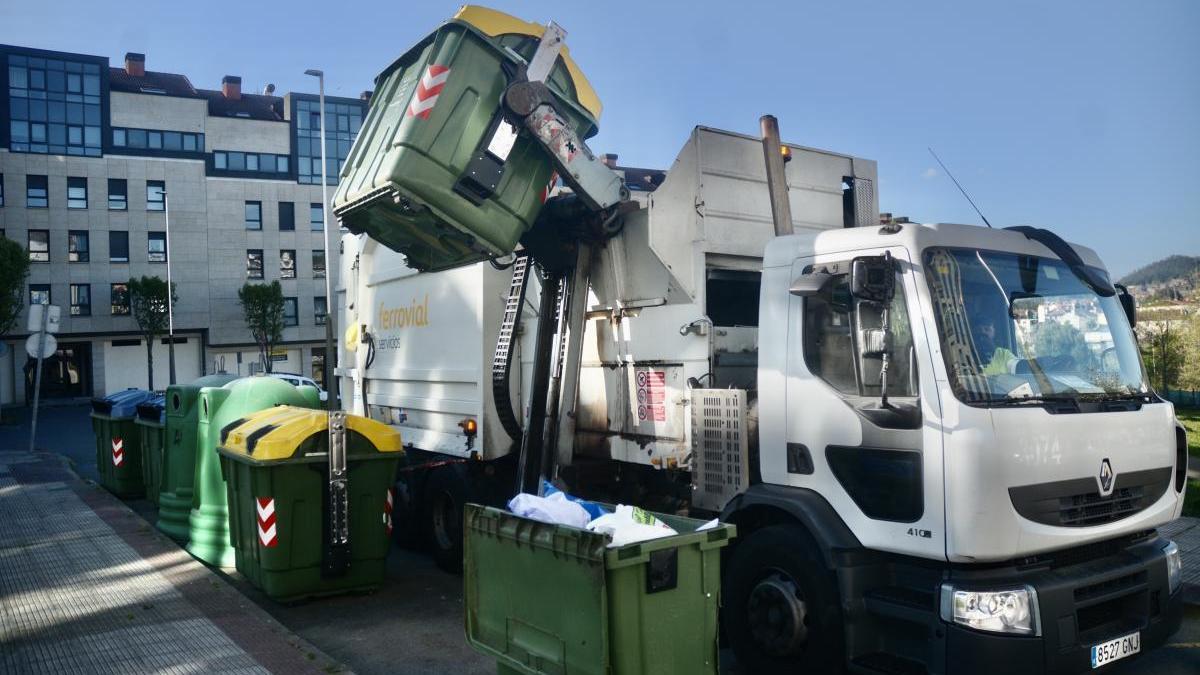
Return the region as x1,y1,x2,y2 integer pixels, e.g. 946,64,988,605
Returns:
944,536,1182,674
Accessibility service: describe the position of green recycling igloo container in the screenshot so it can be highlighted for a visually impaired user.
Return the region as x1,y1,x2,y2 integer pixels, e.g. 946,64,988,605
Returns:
465,504,736,675
90,388,157,498
218,406,403,601
157,373,239,543
134,394,166,505
332,5,602,272
186,377,319,567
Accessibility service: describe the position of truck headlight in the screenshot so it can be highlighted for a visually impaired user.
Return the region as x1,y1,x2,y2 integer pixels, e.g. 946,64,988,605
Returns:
1164,541,1182,595
940,583,1040,635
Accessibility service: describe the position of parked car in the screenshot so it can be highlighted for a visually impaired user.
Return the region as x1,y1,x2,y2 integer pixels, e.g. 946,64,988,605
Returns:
267,372,328,402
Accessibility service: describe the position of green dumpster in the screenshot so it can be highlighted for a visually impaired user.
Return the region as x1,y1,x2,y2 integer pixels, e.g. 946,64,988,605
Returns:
464,503,735,675
332,4,602,272
218,406,403,601
134,394,166,505
90,388,157,498
186,377,319,567
157,373,239,543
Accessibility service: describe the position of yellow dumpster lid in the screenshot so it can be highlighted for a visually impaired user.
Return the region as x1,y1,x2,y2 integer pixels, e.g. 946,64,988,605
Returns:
220,406,403,461
453,5,602,120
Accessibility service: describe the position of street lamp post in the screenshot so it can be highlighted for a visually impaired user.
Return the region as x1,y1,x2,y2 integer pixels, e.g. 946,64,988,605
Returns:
305,68,336,411
164,188,176,386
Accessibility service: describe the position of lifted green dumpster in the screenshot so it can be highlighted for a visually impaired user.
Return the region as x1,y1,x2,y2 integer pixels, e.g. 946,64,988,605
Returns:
332,5,602,271
90,388,157,498
464,503,735,675
135,394,166,505
218,406,403,601
186,377,319,567
157,373,240,543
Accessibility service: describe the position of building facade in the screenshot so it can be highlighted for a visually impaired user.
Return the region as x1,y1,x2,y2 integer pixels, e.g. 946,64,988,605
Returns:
0,45,366,403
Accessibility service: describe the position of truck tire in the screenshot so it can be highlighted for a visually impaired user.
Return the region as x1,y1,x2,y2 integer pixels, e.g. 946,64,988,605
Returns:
422,467,466,574
390,479,423,549
722,524,844,673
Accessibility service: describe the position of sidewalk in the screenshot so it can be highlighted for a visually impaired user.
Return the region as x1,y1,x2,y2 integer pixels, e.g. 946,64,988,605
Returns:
0,449,346,674
1160,516,1200,605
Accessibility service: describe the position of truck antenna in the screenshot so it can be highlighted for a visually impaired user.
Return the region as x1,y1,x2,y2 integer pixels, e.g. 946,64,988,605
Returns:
928,148,993,228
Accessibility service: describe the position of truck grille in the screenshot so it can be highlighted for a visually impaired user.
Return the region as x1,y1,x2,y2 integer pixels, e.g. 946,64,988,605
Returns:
1009,467,1172,527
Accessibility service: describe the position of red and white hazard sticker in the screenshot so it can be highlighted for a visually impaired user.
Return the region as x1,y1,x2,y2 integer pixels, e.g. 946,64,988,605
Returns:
256,497,278,548
408,64,450,119
111,438,124,467
383,488,394,536
540,172,559,203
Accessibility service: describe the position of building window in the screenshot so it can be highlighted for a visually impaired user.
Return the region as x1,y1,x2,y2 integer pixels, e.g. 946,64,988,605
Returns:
280,249,296,279
109,231,129,263
283,297,298,326
68,230,89,262
111,283,130,315
312,250,326,278
29,284,51,306
6,53,103,157
315,296,327,325
247,249,264,279
245,201,262,230
278,202,294,231
108,179,127,210
67,176,88,208
311,347,325,388
28,230,49,262
26,175,48,207
310,203,324,231
295,97,364,185
147,180,165,211
212,151,288,175
111,126,203,154
70,283,91,316
148,231,167,263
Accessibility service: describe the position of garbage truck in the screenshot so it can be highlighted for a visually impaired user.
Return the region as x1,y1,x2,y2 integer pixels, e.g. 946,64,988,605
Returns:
332,6,1187,673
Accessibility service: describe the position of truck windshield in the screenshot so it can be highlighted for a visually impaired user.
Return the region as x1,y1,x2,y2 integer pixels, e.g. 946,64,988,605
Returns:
924,247,1148,404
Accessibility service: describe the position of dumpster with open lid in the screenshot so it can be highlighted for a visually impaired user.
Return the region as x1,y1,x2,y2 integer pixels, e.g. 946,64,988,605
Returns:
464,503,735,675
134,393,166,505
218,406,403,601
90,388,157,497
157,373,240,543
187,376,319,567
332,5,603,271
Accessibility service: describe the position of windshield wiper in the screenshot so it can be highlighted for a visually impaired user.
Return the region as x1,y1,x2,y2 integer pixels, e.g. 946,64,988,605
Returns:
987,395,1080,409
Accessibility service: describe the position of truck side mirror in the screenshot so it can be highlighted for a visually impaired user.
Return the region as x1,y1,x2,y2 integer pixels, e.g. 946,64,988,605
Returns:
1115,284,1136,328
850,254,895,304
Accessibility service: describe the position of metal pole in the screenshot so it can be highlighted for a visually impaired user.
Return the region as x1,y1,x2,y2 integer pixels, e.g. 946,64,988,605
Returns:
760,114,794,237
27,303,48,453
307,69,336,412
165,190,176,386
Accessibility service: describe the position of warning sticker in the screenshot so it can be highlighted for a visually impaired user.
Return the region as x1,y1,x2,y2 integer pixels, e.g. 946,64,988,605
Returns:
635,370,667,423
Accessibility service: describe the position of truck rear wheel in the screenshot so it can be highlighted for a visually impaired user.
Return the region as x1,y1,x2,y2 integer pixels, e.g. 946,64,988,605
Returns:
722,524,843,673
422,467,466,574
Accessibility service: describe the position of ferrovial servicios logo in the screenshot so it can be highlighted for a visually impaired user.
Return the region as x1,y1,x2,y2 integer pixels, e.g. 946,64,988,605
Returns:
1098,458,1115,497
377,295,429,330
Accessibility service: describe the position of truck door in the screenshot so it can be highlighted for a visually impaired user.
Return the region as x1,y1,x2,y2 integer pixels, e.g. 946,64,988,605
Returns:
779,247,945,559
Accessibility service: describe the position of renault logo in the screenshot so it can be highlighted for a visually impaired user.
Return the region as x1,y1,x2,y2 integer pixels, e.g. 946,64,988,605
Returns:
1098,458,1115,497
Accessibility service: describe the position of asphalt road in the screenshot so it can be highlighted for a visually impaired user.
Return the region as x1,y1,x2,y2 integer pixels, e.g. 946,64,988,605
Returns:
3,402,1198,674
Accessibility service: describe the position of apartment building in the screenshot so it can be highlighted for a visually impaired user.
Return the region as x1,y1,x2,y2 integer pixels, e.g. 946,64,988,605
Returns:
0,45,366,403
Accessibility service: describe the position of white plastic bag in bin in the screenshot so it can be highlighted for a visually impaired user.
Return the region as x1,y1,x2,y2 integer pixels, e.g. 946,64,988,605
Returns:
586,505,677,547
507,491,592,529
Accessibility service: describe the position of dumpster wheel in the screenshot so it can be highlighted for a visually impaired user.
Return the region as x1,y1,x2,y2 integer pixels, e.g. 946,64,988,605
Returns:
723,524,843,672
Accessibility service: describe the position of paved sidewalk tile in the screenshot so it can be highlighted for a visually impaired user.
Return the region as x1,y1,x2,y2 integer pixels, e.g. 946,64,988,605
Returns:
0,450,344,675
1160,516,1200,603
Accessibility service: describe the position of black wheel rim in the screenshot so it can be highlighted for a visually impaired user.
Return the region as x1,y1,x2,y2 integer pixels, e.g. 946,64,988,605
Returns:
745,569,808,657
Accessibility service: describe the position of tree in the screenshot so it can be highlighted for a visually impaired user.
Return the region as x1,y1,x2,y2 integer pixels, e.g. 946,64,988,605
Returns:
239,281,285,374
0,238,31,338
1176,313,1200,391
1136,320,1185,393
128,276,176,390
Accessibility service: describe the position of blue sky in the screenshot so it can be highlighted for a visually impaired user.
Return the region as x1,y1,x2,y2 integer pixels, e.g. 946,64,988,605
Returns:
3,0,1197,276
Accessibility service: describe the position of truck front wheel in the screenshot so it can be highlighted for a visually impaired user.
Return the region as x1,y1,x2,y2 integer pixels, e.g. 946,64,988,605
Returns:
722,524,843,673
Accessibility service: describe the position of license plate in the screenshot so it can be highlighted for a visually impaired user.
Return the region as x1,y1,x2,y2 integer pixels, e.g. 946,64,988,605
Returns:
1090,631,1140,669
